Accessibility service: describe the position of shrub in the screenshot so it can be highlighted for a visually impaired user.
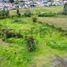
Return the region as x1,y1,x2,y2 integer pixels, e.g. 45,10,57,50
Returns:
0,28,23,41
49,24,55,29
38,12,56,17
38,12,45,17
24,9,32,17
16,9,21,16
6,38,24,44
56,27,65,32
0,7,9,18
32,16,37,22
26,36,36,52
47,41,67,50
0,30,4,38
13,19,23,24
63,32,67,36
38,21,43,24
5,31,23,38
64,2,67,15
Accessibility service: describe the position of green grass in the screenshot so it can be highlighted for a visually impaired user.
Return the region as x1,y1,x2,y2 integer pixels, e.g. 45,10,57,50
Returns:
10,6,63,16
0,6,67,67
0,17,67,67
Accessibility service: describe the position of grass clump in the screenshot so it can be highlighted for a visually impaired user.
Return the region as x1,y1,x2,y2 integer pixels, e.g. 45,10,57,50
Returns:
47,41,67,50
38,12,56,17
24,9,32,17
32,16,38,22
0,28,23,41
63,2,67,15
0,8,9,19
26,35,36,52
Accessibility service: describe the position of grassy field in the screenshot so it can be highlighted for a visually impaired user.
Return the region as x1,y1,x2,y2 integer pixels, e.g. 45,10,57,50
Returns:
38,17,67,30
10,6,63,15
10,6,67,30
0,6,67,67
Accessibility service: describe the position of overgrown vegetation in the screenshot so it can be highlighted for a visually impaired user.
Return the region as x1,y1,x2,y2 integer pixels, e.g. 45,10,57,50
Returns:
0,6,67,67
38,12,56,17
24,9,32,17
26,35,36,52
0,9,9,19
32,16,37,22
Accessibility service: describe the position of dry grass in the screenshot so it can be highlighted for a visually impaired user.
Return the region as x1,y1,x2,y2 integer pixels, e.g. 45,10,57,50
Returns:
38,17,67,31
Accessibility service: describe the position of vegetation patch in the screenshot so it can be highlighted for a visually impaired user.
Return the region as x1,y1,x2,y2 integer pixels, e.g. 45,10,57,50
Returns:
38,12,56,17
0,6,67,67
47,41,67,50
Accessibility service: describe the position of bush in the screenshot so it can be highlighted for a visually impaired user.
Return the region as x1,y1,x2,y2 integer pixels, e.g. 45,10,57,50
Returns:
38,12,45,17
0,8,9,19
49,24,55,28
38,12,56,17
16,9,21,16
24,9,32,17
64,2,67,12
6,38,24,44
0,28,23,41
47,41,67,50
13,19,23,24
26,36,36,52
32,16,37,22
56,27,65,32
63,2,67,15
